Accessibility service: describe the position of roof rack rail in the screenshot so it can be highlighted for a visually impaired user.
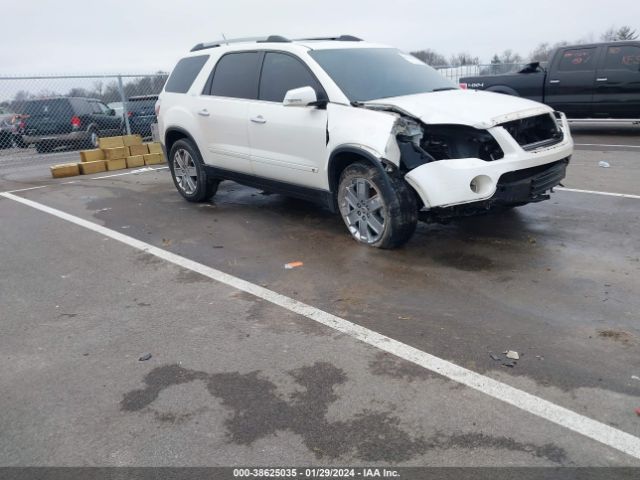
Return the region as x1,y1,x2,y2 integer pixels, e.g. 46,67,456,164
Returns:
295,35,363,42
190,35,291,52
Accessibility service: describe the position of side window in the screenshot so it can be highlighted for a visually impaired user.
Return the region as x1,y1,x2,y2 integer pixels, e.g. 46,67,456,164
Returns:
89,101,102,114
259,52,323,102
602,45,640,71
165,55,209,94
557,48,597,72
209,52,263,99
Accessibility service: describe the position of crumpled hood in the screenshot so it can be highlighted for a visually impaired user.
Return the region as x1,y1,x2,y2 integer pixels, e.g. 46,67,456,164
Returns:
365,89,553,129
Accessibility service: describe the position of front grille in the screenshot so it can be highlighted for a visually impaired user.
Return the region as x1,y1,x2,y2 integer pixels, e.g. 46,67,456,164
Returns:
501,114,563,151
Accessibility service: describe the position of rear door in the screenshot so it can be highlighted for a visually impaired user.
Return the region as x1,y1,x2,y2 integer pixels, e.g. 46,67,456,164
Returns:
545,47,599,118
197,51,263,173
592,44,640,118
248,52,328,188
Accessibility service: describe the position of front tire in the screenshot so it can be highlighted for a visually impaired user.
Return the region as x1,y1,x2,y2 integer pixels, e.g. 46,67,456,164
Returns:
169,138,219,202
337,162,417,249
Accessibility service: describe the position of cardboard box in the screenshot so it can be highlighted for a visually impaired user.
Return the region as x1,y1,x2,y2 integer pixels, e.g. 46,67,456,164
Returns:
103,146,129,160
79,149,105,162
146,142,163,154
98,136,124,149
105,158,127,171
79,160,107,175
128,144,149,156
123,134,143,146
126,155,145,168
143,153,164,165
50,163,80,178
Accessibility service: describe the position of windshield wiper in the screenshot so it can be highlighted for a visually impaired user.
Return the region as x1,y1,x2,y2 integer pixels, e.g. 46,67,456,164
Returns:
432,87,457,92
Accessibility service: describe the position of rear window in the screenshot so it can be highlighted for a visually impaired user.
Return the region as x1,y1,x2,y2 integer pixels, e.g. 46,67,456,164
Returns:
602,45,640,71
165,55,209,93
22,99,72,117
129,99,157,114
557,48,597,72
208,52,263,99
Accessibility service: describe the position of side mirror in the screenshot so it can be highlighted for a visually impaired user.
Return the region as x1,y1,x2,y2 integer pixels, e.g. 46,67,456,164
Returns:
283,86,318,107
107,108,116,116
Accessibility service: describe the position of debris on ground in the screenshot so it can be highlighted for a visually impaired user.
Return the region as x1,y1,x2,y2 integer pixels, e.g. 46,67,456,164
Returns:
138,353,152,361
502,360,516,368
162,238,172,247
598,161,610,168
212,245,224,249
284,261,304,269
505,350,520,360
528,236,537,244
489,353,501,361
632,375,640,382
398,316,411,320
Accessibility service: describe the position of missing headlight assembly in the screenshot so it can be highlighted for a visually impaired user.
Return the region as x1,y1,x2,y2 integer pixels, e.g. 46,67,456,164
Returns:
394,116,505,172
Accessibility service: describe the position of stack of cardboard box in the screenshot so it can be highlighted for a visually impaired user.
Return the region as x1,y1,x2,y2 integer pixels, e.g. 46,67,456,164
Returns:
50,135,166,178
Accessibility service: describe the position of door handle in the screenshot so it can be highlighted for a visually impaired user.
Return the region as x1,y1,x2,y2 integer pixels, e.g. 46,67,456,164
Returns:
197,109,210,117
549,79,560,84
250,115,266,124
596,77,608,82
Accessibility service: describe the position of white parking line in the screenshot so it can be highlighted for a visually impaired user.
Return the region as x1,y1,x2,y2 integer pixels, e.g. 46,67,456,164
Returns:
2,190,640,460
574,143,640,149
1,185,48,194
557,187,640,200
91,166,168,179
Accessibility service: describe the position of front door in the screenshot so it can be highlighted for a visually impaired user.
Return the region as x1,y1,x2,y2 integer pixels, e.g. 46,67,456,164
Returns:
545,46,599,118
248,52,328,189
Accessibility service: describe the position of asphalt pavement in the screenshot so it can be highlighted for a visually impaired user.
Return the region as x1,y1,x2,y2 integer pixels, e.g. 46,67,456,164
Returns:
0,125,638,468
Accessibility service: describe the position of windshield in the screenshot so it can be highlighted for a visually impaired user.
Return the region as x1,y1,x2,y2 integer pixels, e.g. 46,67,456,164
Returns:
309,48,456,102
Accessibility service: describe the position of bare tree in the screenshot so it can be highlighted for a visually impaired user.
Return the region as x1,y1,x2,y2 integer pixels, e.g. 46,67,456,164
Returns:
410,49,448,66
529,41,569,63
449,52,479,67
601,25,638,41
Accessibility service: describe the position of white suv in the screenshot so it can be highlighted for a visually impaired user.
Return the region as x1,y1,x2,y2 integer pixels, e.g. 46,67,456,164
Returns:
157,35,573,248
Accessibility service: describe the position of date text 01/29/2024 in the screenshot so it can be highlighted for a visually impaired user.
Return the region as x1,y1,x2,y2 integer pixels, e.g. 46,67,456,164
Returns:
232,468,400,478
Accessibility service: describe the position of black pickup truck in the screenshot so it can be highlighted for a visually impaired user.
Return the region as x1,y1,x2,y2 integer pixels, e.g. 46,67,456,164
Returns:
460,41,640,119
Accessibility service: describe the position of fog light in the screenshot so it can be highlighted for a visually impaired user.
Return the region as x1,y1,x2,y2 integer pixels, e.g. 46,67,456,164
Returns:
470,175,493,195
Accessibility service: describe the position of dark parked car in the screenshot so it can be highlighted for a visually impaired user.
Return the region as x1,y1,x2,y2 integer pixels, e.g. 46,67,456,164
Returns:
0,107,15,149
126,95,158,138
21,97,123,153
460,41,640,119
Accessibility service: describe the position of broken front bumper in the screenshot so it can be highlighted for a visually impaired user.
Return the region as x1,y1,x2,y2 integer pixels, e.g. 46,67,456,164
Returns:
404,114,574,208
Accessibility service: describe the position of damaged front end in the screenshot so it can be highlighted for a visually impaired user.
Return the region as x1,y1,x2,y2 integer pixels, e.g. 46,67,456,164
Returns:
384,110,572,221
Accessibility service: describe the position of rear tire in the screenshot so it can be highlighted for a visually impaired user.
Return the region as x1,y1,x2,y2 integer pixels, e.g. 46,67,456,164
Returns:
35,142,52,154
169,138,219,203
337,162,417,248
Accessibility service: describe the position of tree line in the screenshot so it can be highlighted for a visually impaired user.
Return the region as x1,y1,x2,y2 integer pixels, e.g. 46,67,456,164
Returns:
411,25,638,67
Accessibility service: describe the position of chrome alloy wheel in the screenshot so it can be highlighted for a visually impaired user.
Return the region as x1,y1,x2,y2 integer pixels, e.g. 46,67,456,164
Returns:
173,148,198,195
339,177,386,244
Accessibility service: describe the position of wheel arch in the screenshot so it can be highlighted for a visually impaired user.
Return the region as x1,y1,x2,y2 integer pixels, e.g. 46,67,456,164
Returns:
164,126,197,157
327,146,388,196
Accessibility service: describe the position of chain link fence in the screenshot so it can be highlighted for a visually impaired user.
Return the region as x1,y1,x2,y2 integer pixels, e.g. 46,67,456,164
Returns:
434,63,526,83
0,65,526,169
0,73,168,164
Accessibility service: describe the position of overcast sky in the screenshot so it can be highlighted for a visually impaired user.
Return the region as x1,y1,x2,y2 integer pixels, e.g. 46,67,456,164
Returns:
2,0,639,73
